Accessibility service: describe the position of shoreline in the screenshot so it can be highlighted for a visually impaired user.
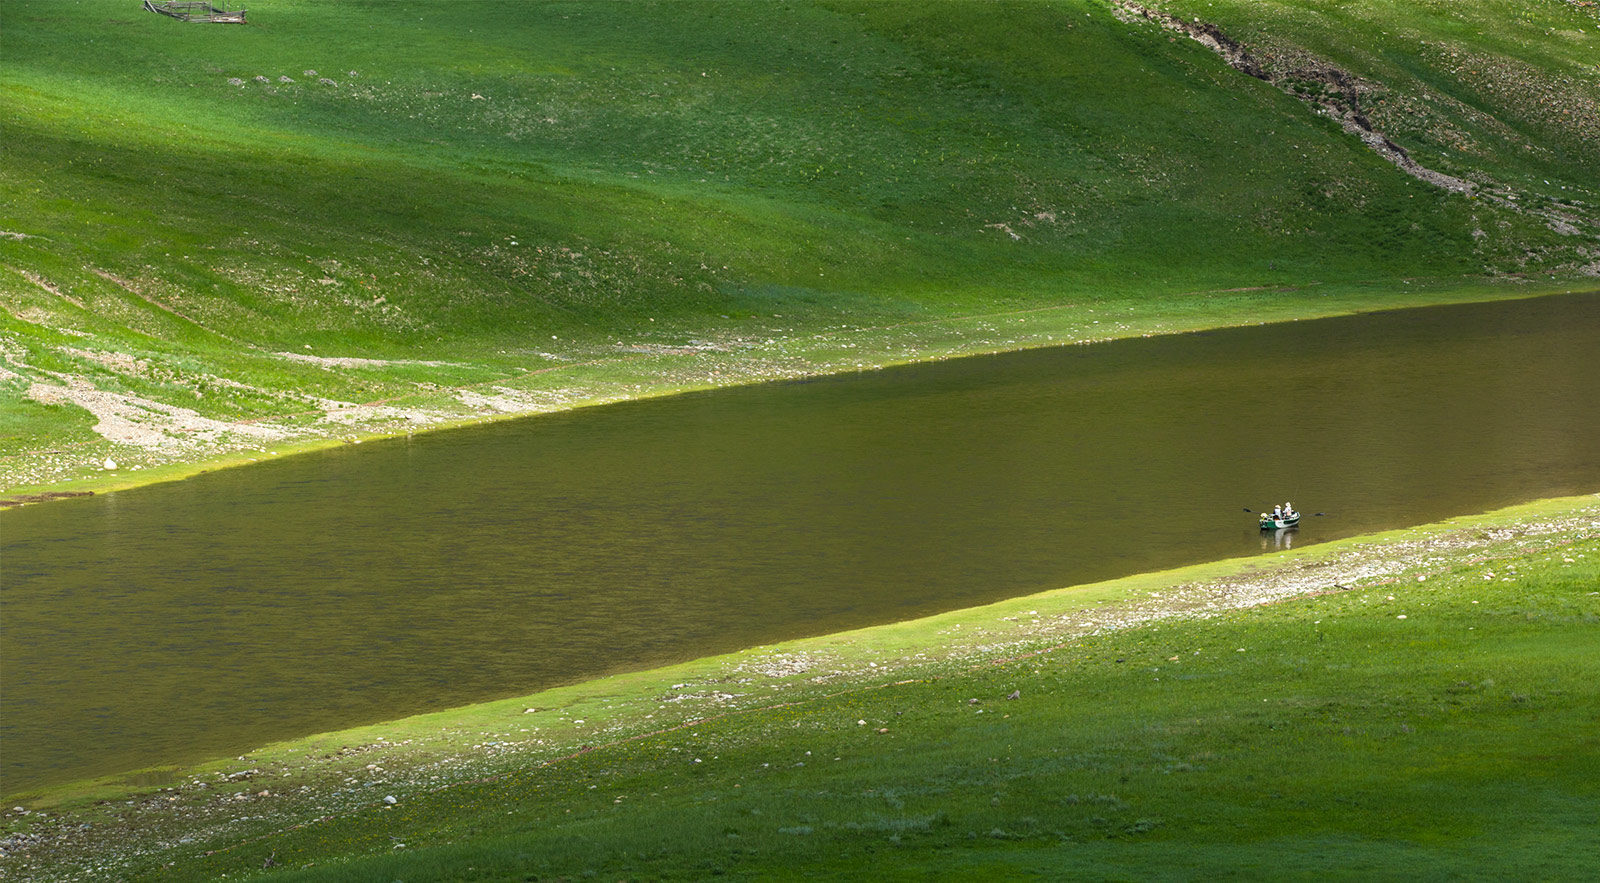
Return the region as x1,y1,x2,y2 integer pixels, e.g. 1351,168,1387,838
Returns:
4,493,1594,878
3,277,1593,506
7,492,1595,808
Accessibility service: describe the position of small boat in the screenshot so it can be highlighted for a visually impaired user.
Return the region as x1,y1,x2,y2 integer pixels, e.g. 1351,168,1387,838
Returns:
144,1,246,23
1259,512,1300,530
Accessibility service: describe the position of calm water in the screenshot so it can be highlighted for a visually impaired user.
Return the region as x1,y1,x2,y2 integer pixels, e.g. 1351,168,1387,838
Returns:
4,293,1599,795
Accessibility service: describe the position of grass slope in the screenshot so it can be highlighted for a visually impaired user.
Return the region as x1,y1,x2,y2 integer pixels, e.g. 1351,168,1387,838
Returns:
4,497,1596,879
198,521,1600,880
3,0,1597,493
1151,0,1600,201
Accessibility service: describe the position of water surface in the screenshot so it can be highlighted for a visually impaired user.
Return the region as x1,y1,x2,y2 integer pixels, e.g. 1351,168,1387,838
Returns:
4,293,1599,795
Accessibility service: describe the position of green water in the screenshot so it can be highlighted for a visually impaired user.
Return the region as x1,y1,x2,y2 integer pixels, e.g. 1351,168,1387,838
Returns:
4,293,1599,796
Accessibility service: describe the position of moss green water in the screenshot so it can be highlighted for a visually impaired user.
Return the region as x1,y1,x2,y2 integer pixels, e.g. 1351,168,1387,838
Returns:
7,494,1597,879
4,293,1598,798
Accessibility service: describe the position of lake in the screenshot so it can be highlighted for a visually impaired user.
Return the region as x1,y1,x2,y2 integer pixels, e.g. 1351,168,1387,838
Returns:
4,292,1598,796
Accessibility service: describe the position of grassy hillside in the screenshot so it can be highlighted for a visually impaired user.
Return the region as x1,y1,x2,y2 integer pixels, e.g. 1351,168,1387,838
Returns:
5,496,1595,878
3,0,1597,495
1153,0,1600,204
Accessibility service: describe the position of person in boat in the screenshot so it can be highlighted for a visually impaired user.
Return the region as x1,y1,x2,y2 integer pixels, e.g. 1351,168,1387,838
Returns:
1284,502,1296,519
1272,505,1283,520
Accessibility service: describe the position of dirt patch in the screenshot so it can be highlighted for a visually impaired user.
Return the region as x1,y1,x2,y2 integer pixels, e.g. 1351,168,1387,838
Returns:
455,386,591,414
63,347,145,377
27,379,287,449
0,491,94,508
314,402,442,428
271,351,459,370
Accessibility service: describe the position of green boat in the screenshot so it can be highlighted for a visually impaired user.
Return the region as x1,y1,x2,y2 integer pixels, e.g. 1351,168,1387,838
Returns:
1259,512,1301,530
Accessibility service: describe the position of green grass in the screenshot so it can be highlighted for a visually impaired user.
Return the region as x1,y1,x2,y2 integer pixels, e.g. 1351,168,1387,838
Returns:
1154,0,1600,203
3,0,1597,493
207,547,1600,879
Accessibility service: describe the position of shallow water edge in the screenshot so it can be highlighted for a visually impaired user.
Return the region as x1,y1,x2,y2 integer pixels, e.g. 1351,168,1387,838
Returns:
13,491,1597,810
4,280,1590,505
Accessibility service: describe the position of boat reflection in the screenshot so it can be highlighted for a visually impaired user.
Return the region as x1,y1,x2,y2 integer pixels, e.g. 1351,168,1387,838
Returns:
1261,527,1296,551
